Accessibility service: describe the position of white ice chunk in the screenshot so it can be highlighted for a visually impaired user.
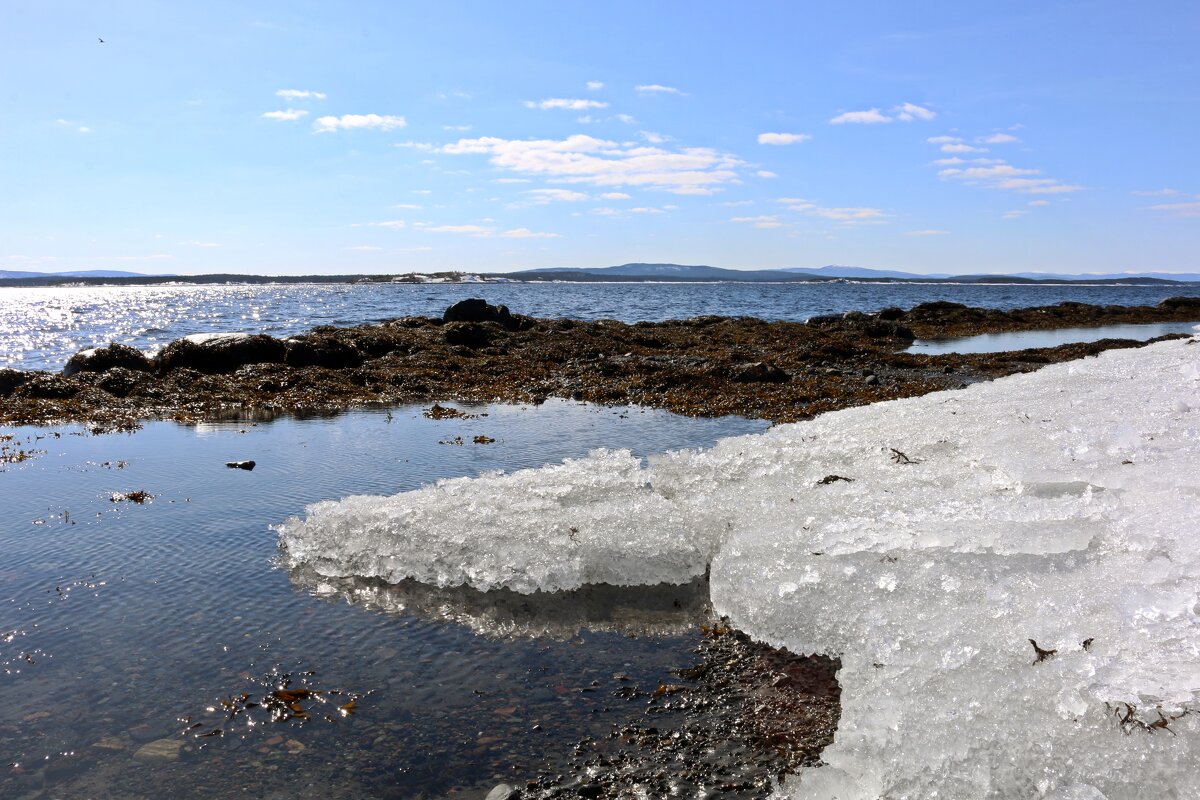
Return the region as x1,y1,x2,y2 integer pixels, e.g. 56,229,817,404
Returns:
277,338,1200,797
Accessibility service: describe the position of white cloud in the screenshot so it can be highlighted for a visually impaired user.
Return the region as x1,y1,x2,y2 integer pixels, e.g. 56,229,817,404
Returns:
756,170,778,179
630,207,665,214
276,89,326,100
1133,188,1182,197
313,114,406,132
1028,199,1051,206
577,115,596,124
778,198,890,224
526,188,590,203
757,132,812,145
978,133,1021,144
524,98,608,111
364,220,407,229
615,114,636,124
1149,199,1200,217
926,136,962,144
636,84,684,94
262,109,309,121
502,228,561,238
348,245,383,251
893,102,936,121
392,203,423,210
440,134,743,195
938,164,1039,180
936,158,1081,194
77,126,90,133
601,192,631,200
178,240,220,247
830,108,892,125
904,229,949,236
586,81,604,91
731,215,784,228
1002,210,1028,219
443,124,472,131
995,178,1082,194
592,207,622,216
493,178,531,184
941,142,988,153
55,118,90,133
640,131,670,144
414,223,493,235
394,140,436,151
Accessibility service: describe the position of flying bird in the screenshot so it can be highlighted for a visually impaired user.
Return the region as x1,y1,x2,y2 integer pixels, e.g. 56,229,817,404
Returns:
98,37,104,43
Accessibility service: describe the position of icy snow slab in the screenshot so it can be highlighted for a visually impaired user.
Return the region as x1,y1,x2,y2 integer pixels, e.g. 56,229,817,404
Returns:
278,337,1200,798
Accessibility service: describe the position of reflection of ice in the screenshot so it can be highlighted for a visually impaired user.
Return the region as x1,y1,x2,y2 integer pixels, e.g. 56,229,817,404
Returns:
288,565,710,640
279,339,1200,799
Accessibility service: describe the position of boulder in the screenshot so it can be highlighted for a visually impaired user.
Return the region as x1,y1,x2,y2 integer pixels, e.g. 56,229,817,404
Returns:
443,322,492,349
63,343,153,376
443,298,518,330
732,361,790,383
1159,296,1200,311
283,336,364,369
0,368,30,397
15,374,79,399
156,333,286,374
97,367,148,398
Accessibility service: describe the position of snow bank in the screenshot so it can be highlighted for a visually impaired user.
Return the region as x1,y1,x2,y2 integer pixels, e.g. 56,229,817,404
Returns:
278,337,1200,798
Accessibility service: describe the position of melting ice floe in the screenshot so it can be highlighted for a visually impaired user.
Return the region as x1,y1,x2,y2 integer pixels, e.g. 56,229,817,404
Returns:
277,337,1200,799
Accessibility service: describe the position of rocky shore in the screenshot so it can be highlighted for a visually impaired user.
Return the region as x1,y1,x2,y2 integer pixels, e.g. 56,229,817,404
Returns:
1,297,1197,430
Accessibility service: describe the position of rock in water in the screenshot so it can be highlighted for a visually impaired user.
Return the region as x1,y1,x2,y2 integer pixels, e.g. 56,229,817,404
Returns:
225,460,256,470
63,342,154,376
132,738,181,763
443,298,517,329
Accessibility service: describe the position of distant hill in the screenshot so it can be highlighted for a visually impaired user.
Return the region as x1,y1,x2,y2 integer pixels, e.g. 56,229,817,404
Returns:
0,269,161,280
509,263,1200,284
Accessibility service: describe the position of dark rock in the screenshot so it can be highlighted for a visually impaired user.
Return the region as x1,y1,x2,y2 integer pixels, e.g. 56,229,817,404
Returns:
225,460,255,470
864,374,879,386
63,343,153,376
443,322,492,349
911,301,968,313
97,367,147,398
443,298,517,329
860,320,915,340
16,374,78,399
877,306,906,321
733,362,790,383
1159,296,1200,311
156,333,286,374
283,336,364,369
0,368,30,397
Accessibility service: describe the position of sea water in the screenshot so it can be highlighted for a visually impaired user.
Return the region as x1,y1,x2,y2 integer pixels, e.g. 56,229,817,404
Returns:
4,281,1200,371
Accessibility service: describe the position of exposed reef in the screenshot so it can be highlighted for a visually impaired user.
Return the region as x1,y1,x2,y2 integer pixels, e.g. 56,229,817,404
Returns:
1,298,1197,429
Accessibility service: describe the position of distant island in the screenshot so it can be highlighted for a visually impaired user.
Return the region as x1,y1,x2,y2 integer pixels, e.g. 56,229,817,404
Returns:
2,263,1198,287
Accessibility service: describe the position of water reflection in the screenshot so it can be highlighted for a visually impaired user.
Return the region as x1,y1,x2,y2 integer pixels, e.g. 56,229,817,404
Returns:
908,322,1198,355
289,566,712,640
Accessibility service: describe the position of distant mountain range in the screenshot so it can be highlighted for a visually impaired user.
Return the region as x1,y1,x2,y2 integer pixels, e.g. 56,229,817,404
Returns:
511,263,1200,283
2,264,1198,286
0,269,157,280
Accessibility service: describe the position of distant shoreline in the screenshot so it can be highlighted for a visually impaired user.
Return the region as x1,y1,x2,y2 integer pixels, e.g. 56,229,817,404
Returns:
1,272,1196,289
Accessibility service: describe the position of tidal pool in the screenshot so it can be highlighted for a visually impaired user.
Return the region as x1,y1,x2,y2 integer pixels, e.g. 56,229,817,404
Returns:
0,401,773,798
906,321,1199,354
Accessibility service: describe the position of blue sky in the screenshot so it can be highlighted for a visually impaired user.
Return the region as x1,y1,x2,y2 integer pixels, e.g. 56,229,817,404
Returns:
4,2,1199,275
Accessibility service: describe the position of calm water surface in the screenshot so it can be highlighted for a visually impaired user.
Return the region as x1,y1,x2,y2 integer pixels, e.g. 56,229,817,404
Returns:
0,401,767,799
908,321,1200,354
5,281,1200,371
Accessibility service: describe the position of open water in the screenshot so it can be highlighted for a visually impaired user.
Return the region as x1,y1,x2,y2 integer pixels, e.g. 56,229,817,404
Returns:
0,401,767,798
3,281,1200,371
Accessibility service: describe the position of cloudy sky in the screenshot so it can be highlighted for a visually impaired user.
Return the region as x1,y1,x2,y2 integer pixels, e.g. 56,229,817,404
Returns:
4,2,1199,275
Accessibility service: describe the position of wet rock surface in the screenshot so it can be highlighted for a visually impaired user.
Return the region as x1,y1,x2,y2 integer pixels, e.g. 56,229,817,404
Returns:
1,300,1195,430
519,625,840,799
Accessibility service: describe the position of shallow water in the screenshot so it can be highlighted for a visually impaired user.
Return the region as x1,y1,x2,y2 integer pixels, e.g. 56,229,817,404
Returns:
0,401,767,798
5,281,1200,371
906,321,1200,354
